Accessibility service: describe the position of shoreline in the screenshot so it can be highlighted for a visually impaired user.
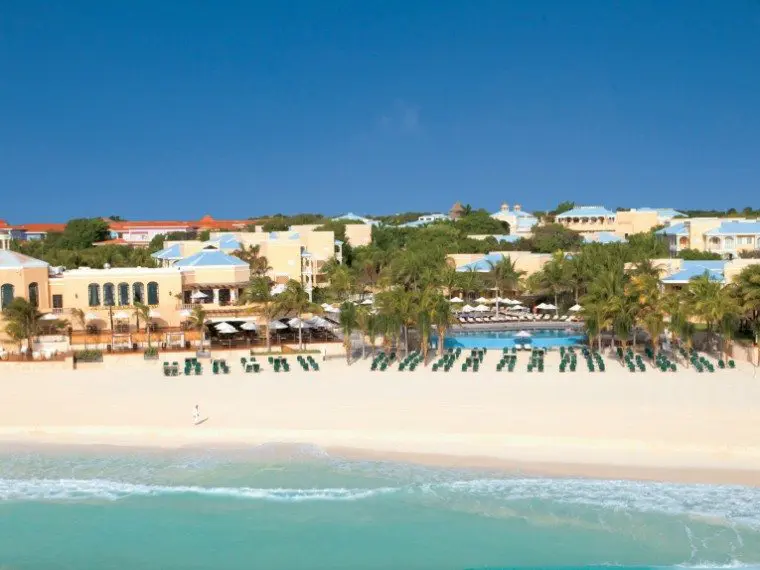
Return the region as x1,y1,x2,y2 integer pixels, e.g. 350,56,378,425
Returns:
1,430,759,488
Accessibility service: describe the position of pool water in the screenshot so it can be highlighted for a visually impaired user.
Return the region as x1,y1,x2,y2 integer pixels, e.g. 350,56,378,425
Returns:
440,328,586,349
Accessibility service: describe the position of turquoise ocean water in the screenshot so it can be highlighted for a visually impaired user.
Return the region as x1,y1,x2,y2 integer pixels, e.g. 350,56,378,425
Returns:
0,444,758,570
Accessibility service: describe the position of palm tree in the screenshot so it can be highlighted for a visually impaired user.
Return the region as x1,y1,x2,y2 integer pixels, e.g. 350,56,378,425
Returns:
2,297,42,358
529,252,567,310
439,265,459,300
234,244,272,277
273,280,319,350
487,255,525,312
133,302,153,349
357,309,379,357
338,301,358,363
188,305,208,352
683,273,741,357
429,293,457,357
238,276,277,351
735,264,760,345
70,308,88,349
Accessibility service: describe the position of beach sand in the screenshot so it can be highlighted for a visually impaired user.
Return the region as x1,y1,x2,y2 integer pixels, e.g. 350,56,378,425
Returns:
1,350,759,486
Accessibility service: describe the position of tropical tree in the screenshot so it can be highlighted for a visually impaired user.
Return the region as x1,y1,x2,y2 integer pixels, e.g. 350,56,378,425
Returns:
70,308,88,349
234,244,272,277
357,308,379,357
338,301,359,363
188,305,208,351
133,302,154,349
2,298,42,357
239,276,277,351
429,293,457,357
273,280,319,349
529,251,567,310
735,264,760,345
324,262,356,302
487,255,525,312
375,288,418,356
682,273,741,357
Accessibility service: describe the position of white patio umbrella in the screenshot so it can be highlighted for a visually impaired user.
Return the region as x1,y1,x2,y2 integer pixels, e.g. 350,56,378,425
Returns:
240,322,257,331
474,304,489,312
361,298,373,305
148,309,161,319
449,296,464,303
475,296,489,304
543,303,557,311
113,311,130,320
84,312,98,321
569,304,582,312
460,304,475,312
40,313,59,321
268,320,288,330
215,322,237,334
307,316,331,327
515,330,532,338
179,309,192,319
498,297,513,304
190,290,207,301
535,302,548,310
288,317,312,329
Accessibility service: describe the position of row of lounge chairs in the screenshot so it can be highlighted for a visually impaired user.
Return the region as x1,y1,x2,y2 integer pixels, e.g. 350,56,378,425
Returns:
457,314,579,324
399,351,423,371
432,348,463,372
370,351,397,371
296,355,320,371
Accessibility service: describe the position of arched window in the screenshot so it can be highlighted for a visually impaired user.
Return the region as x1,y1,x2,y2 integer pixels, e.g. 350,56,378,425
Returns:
118,282,130,306
147,282,159,305
103,283,115,306
28,282,39,307
87,283,100,307
132,282,144,304
0,283,14,309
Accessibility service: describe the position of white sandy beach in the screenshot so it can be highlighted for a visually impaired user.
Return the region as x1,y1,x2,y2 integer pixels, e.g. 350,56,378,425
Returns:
1,349,759,485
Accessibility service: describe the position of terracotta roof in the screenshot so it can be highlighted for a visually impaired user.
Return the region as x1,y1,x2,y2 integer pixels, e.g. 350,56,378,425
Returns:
108,220,192,230
92,238,129,246
16,223,67,233
0,219,9,228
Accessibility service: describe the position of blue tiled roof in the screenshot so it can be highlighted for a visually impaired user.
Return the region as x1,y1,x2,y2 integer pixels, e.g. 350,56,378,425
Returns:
704,221,760,236
556,206,615,218
332,212,377,224
202,233,241,251
661,261,725,284
456,253,507,272
638,208,685,219
656,223,688,236
583,232,624,244
150,244,183,260
0,250,48,268
174,250,248,268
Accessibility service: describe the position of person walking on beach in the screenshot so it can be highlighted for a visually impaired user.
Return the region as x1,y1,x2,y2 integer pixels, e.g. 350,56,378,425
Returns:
192,404,201,425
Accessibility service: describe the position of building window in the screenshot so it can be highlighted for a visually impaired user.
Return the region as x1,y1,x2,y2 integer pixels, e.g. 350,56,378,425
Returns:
147,282,159,305
724,237,735,249
52,294,63,309
218,288,231,305
1,283,14,309
118,283,130,306
132,282,144,304
87,283,100,307
28,282,39,307
103,283,115,306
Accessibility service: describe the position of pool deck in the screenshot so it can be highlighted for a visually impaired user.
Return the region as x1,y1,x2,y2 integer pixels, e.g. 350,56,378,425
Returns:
450,321,585,332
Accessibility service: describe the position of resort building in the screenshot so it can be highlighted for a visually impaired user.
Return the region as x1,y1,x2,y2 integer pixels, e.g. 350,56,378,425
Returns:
657,258,760,291
449,202,467,220
448,251,552,277
331,212,378,226
397,213,450,228
1,249,251,350
657,218,760,258
556,206,683,239
103,215,253,248
490,203,538,237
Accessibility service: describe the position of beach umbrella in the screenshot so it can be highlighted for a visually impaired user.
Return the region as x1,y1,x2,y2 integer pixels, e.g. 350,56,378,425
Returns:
113,311,130,320
515,330,532,338
535,302,548,310
475,296,489,304
288,317,312,329
324,304,340,313
148,309,161,319
569,304,582,312
449,296,464,303
215,322,237,334
307,316,331,328
179,309,192,319
40,313,59,321
268,320,288,330
474,304,489,312
190,290,207,300
543,303,557,311
240,322,257,331
460,304,475,312
84,312,98,321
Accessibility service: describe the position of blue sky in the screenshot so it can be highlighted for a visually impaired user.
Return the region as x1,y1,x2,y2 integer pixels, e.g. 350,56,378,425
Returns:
2,1,759,222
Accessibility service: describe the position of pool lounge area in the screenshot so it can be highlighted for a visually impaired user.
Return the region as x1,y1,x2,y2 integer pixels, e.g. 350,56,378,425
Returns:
438,328,587,349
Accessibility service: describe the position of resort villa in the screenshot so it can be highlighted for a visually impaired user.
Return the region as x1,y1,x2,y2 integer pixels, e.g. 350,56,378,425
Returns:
556,206,683,239
490,203,539,237
0,248,251,351
657,218,760,258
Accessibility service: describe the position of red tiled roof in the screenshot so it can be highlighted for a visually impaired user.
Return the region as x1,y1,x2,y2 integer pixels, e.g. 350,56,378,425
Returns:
92,238,129,246
16,223,67,233
0,219,9,229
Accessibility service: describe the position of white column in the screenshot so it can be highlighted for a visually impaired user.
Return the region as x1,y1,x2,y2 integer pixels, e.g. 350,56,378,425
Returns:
213,288,220,305
230,288,238,303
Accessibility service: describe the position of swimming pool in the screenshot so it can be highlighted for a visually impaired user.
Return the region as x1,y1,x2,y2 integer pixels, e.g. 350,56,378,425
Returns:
438,328,586,349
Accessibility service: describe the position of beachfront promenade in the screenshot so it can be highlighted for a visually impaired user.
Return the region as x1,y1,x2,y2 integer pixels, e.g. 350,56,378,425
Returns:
1,348,759,486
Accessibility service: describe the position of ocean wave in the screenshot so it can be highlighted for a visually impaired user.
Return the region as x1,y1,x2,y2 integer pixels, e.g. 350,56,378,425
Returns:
0,478,398,502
